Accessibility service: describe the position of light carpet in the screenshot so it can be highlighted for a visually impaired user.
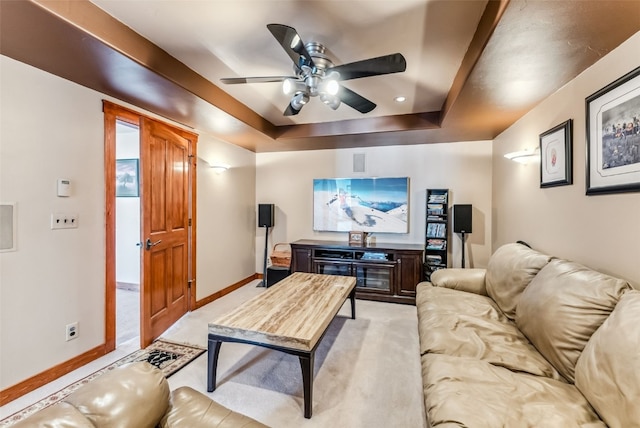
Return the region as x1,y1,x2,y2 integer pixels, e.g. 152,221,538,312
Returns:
162,282,427,427
0,339,205,426
1,281,426,427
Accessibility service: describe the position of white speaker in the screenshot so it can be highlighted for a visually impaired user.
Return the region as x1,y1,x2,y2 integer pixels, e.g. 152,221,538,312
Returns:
353,153,366,173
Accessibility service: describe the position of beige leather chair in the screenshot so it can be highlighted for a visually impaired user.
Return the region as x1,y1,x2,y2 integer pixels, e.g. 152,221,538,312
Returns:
12,361,268,427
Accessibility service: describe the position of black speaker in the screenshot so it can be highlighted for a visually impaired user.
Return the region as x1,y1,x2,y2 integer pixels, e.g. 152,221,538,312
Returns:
266,266,290,287
453,204,472,233
258,204,274,228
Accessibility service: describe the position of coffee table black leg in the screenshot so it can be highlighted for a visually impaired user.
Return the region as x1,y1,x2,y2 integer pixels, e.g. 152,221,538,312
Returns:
299,352,315,419
207,338,222,392
349,288,356,319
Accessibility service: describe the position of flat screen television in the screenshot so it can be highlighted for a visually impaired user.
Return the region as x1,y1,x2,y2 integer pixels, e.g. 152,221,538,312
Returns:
313,177,409,233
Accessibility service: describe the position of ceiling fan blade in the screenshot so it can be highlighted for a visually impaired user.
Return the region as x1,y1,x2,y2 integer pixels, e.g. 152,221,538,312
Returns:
284,102,302,116
267,24,315,68
331,53,406,81
220,76,292,84
338,86,376,113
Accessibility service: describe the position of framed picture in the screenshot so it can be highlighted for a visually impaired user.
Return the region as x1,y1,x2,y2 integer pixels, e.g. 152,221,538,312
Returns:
586,66,640,195
348,231,366,246
313,177,409,233
116,158,140,197
539,119,573,188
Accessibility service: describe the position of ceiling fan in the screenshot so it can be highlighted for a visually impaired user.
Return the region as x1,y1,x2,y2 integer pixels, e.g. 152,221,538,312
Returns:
221,24,407,116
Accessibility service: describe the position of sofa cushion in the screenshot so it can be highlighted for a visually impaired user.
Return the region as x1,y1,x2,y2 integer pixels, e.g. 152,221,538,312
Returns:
416,283,505,323
485,243,552,320
64,362,170,428
429,268,487,295
575,290,640,428
416,284,561,380
421,354,605,428
10,401,94,428
516,259,631,383
161,386,269,427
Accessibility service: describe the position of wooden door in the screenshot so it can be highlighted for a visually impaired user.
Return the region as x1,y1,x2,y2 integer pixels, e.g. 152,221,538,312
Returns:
140,117,194,346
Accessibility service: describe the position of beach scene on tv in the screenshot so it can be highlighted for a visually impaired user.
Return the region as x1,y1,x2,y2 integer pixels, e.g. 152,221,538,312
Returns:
313,177,409,233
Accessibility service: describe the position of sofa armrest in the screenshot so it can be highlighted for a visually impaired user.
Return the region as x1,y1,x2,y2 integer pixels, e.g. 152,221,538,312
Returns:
64,362,170,428
10,401,95,428
430,268,487,295
161,386,269,427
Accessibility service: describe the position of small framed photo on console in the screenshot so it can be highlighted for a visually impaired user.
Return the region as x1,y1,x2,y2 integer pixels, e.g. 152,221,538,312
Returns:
348,231,366,246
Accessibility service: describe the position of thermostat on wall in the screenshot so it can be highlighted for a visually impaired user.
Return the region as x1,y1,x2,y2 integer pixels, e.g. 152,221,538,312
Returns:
57,178,71,197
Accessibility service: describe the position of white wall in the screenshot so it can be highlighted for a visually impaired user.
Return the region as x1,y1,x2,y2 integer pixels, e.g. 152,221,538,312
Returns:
196,136,256,299
493,31,640,288
0,56,106,388
0,55,257,390
255,142,493,271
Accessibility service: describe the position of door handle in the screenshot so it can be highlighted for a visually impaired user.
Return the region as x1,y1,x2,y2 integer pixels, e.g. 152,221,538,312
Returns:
144,238,162,250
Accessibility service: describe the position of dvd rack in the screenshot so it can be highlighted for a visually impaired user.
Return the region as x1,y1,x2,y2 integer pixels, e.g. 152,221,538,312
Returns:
425,189,449,280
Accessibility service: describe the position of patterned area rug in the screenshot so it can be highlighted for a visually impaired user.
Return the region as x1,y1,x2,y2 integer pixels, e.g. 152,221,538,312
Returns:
0,339,205,426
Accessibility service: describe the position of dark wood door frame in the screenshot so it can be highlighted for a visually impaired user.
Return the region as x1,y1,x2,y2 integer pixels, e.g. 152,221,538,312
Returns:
103,101,197,352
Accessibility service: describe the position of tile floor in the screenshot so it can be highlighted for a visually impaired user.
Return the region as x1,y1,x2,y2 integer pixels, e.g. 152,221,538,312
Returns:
116,288,139,347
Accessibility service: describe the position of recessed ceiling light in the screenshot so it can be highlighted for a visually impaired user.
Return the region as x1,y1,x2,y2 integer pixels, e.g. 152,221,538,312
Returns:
394,96,406,103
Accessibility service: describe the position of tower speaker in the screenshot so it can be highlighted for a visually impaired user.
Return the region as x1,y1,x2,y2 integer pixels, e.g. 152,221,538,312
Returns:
258,204,274,228
453,204,472,233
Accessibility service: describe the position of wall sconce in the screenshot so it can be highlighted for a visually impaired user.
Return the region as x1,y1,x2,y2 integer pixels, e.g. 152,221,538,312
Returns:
198,156,230,174
210,164,230,174
504,148,540,164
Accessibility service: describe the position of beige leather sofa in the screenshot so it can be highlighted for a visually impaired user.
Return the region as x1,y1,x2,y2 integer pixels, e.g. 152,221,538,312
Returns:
12,361,268,427
416,242,640,428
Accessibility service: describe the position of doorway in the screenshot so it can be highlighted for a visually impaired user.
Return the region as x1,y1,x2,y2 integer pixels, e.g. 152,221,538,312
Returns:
103,101,198,352
115,121,141,347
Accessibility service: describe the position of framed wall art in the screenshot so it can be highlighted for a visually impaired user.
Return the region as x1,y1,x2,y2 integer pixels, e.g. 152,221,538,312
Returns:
348,231,366,246
586,66,640,195
313,177,409,233
116,158,140,197
540,119,573,188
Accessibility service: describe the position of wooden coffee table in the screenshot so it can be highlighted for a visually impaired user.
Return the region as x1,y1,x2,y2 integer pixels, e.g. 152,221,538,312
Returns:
207,272,356,419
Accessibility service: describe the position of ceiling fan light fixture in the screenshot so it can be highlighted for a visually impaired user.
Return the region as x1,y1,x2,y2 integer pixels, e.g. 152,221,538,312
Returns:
291,92,309,110
328,97,341,110
223,24,407,116
306,75,321,96
323,79,340,96
320,93,341,110
282,78,293,95
282,78,305,95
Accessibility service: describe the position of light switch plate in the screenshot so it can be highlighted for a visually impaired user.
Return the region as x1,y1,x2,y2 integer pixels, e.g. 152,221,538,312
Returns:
51,213,78,229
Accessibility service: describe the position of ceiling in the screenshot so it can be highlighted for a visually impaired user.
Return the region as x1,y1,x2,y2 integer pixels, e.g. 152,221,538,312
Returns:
1,1,639,152
89,0,487,127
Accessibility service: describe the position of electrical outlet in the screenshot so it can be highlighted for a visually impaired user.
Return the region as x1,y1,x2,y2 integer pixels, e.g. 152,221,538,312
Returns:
51,213,79,230
65,322,78,341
